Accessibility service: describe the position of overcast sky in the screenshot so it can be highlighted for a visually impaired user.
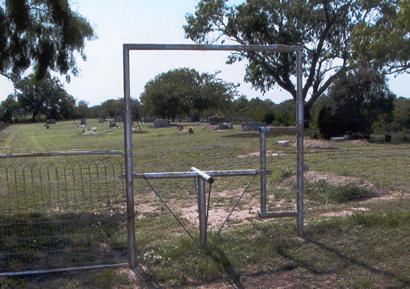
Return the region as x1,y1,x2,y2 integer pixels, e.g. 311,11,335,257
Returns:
0,0,409,106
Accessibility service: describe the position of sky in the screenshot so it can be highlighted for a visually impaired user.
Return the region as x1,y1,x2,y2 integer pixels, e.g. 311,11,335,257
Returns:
0,0,409,106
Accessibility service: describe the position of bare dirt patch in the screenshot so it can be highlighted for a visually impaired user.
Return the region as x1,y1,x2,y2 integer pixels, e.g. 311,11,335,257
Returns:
179,203,259,228
135,188,261,227
320,207,369,217
304,171,376,189
237,151,261,158
293,138,336,149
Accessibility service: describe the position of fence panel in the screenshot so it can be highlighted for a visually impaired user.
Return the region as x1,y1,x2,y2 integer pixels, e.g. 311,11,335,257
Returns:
0,156,127,274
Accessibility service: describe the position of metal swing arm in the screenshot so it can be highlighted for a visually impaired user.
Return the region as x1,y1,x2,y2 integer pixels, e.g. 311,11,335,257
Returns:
133,169,267,180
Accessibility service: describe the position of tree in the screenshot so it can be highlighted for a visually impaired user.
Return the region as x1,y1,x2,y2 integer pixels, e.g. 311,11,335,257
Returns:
75,100,89,118
16,74,76,121
0,94,19,122
99,98,141,120
0,0,95,82
317,68,395,138
184,0,402,123
392,97,410,131
352,0,410,74
229,96,276,123
140,68,237,120
273,100,296,126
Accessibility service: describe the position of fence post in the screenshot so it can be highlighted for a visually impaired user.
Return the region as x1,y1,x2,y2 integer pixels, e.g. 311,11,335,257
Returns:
259,127,267,215
296,47,305,236
197,177,207,247
123,45,137,267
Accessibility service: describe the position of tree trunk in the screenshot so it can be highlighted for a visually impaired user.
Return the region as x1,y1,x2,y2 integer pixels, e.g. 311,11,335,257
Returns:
304,103,312,128
31,111,39,122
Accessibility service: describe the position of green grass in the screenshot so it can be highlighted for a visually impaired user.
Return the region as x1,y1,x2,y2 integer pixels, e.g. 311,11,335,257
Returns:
305,181,375,204
0,120,409,288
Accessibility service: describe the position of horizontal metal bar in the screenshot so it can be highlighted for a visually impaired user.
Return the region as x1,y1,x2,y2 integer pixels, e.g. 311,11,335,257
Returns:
0,150,124,159
0,263,128,277
260,126,297,133
259,211,298,218
191,167,214,183
124,43,299,53
133,169,270,179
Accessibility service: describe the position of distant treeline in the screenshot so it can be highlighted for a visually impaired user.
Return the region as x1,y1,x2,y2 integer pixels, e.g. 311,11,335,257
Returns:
1,94,409,138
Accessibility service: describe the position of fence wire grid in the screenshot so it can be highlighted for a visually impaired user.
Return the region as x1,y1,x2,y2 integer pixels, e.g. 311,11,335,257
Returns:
0,156,127,274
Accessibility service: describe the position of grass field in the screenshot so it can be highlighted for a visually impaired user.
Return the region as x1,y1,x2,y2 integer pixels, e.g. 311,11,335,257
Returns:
0,120,409,288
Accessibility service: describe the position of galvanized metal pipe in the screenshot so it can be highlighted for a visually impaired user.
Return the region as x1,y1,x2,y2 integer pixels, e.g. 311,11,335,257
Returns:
0,263,128,277
197,177,208,247
124,43,298,53
296,47,305,236
191,167,214,183
123,45,137,268
0,150,124,159
259,211,298,218
133,169,267,179
259,127,267,215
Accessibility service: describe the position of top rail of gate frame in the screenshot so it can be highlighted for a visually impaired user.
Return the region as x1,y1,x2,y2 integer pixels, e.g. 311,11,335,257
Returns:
123,43,300,52
0,150,124,159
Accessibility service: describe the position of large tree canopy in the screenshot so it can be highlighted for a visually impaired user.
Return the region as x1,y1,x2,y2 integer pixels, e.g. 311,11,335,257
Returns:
140,68,237,120
317,68,395,138
0,0,95,82
15,74,76,121
184,0,406,120
353,0,410,74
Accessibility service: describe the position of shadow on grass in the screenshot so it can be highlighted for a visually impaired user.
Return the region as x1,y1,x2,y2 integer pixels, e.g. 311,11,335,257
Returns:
222,132,260,138
303,236,410,288
205,245,245,289
0,212,127,274
131,264,165,289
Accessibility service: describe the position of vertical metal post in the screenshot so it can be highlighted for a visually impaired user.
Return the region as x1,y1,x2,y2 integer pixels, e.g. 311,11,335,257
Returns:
123,45,137,267
259,127,267,215
197,177,207,247
296,47,305,236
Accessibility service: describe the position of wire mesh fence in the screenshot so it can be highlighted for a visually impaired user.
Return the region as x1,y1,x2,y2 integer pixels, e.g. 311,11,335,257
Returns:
0,155,127,274
264,136,410,218
1,124,409,275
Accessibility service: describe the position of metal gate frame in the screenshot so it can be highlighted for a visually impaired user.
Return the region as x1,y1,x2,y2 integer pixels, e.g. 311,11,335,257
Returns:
123,43,305,269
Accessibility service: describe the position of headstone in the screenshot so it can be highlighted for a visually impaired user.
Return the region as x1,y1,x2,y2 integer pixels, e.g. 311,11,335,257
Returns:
80,118,87,126
368,134,390,143
109,120,117,128
114,115,123,122
82,129,97,136
208,116,219,125
142,116,154,122
98,116,105,123
154,119,170,128
330,135,349,142
276,140,290,146
218,122,233,129
241,121,266,131
45,119,56,125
